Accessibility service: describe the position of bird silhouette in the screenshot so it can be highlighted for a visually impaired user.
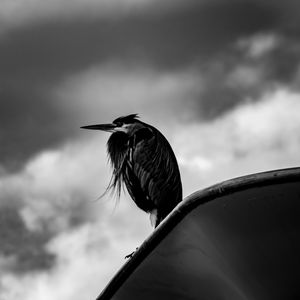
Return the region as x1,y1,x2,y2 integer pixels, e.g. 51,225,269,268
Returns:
81,114,182,228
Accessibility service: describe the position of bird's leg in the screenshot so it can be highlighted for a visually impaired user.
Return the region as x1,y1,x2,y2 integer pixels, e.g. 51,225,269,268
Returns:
124,247,139,259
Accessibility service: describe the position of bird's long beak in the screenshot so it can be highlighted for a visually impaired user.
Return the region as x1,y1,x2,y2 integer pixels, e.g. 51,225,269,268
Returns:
80,123,117,132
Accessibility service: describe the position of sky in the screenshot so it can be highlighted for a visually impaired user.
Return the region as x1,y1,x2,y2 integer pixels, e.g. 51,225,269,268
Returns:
1,0,300,299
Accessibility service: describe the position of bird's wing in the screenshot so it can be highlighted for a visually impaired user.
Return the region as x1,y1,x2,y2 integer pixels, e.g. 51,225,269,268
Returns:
124,127,182,216
122,127,156,212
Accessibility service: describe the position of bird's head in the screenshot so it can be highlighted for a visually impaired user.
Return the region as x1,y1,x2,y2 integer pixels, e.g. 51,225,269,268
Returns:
81,114,142,198
81,114,141,134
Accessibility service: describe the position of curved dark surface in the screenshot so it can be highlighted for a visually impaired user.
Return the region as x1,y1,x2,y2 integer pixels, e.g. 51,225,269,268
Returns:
96,167,300,300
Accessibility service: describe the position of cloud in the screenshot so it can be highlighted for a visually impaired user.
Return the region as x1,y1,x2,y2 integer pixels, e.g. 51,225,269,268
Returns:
0,0,284,80
0,2,298,93
0,0,283,36
3,27,300,172
175,87,300,194
235,32,300,85
0,86,77,172
0,220,148,300
0,206,55,274
54,65,202,125
226,65,264,89
2,0,300,173
1,82,299,299
0,139,109,279
1,1,300,299
0,132,150,299
0,62,202,172
0,0,184,34
0,138,110,229
237,33,280,58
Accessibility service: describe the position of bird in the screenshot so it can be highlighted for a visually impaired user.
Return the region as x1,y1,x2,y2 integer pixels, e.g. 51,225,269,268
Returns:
81,114,182,228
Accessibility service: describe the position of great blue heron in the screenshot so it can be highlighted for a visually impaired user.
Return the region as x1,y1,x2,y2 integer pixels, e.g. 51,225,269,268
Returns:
81,114,182,228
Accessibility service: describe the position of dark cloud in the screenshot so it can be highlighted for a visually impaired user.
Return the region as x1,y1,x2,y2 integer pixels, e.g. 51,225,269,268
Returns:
0,206,55,274
265,38,300,83
1,0,300,170
0,85,77,172
0,1,279,79
192,32,300,119
0,190,96,274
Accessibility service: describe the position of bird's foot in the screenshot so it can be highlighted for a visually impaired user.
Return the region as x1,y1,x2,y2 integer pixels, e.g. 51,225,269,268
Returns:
124,247,138,259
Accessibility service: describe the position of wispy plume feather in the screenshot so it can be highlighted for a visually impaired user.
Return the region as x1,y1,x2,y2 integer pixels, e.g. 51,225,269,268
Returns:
105,132,129,198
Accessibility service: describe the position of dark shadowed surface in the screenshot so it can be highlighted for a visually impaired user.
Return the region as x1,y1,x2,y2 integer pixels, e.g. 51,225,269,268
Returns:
97,167,300,300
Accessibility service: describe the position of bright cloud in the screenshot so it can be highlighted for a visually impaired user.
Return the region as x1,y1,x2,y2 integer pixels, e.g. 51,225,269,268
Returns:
0,134,150,300
0,221,145,300
1,138,105,230
175,87,300,194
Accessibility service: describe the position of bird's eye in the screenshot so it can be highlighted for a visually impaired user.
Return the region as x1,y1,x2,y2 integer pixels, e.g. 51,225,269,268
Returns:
115,121,123,127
